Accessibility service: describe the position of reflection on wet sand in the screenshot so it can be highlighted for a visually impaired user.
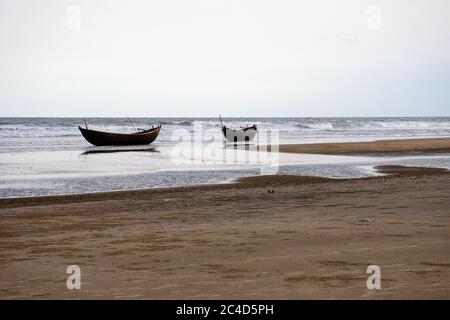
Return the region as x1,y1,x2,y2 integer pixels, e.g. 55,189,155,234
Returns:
225,143,276,153
224,143,252,151
80,147,160,156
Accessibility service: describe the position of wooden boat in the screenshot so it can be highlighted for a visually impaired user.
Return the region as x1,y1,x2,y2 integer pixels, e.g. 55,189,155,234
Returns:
78,125,161,146
219,116,257,143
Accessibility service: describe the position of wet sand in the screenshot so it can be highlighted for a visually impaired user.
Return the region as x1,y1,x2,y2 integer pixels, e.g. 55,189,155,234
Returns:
0,165,449,299
276,137,450,155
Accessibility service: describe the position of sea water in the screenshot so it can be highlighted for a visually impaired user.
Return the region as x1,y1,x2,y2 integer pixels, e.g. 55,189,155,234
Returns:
1,117,450,198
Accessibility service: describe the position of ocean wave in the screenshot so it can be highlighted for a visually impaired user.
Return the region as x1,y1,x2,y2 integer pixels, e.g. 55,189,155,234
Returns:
1,118,450,150
295,124,310,129
159,120,193,126
292,119,450,131
295,122,334,130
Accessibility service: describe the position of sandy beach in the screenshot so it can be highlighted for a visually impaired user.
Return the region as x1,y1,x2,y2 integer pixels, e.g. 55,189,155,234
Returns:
2,0,450,303
0,163,449,299
276,137,450,155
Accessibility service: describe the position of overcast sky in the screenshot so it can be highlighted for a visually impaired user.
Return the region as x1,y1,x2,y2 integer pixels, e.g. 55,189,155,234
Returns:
1,0,449,117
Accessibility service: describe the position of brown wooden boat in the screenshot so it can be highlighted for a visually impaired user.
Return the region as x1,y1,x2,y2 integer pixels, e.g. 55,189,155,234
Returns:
78,125,161,146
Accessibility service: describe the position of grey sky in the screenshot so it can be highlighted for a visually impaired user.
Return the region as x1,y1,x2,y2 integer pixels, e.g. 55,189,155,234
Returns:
1,0,449,117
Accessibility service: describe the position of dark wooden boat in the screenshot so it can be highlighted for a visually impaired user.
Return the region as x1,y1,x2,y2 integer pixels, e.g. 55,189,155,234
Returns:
78,125,161,146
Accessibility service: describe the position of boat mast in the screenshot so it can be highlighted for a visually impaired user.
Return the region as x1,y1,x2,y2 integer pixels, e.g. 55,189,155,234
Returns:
127,118,138,133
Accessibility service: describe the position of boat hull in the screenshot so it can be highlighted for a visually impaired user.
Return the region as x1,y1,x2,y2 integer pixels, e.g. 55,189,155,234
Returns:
222,126,257,143
79,126,161,146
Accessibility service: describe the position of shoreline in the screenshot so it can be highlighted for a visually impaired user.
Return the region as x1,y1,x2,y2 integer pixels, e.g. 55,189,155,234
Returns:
1,164,449,206
2,136,450,200
274,137,450,155
1,165,447,207
0,174,335,208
